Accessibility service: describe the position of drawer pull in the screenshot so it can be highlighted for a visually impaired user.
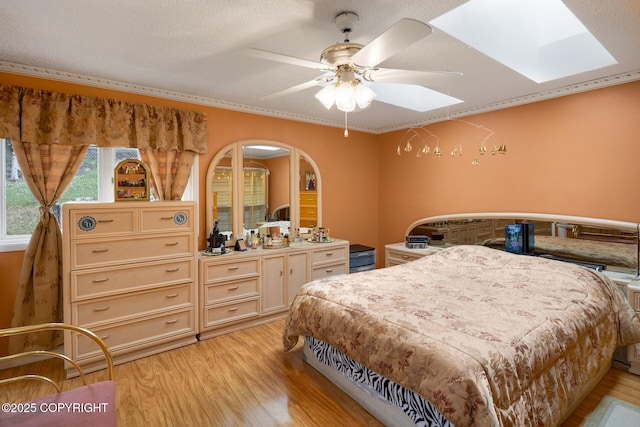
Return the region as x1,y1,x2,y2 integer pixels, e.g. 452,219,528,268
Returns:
165,319,180,325
92,248,109,253
161,216,174,220
228,307,239,312
228,266,239,271
228,286,239,291
97,219,114,223
325,269,334,273
93,306,110,312
402,255,409,259
165,242,179,246
100,335,110,341
92,277,109,283
165,267,180,272
325,252,333,256
165,293,179,298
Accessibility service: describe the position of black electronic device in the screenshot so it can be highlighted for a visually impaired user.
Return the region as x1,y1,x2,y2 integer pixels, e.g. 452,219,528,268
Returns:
505,223,535,254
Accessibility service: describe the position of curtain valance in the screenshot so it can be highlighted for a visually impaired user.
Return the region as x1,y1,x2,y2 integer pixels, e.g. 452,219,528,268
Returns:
0,84,207,153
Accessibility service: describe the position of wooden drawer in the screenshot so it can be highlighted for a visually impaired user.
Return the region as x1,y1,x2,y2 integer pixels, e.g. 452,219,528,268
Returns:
72,258,194,300
204,278,259,305
74,309,194,360
69,209,136,239
71,234,194,269
312,262,347,280
312,246,347,265
74,283,193,326
202,258,260,284
299,191,317,204
300,207,317,217
140,206,195,233
386,249,425,264
203,298,260,327
475,222,492,239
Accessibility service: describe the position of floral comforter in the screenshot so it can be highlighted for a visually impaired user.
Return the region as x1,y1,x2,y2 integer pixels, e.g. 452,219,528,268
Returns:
283,245,640,427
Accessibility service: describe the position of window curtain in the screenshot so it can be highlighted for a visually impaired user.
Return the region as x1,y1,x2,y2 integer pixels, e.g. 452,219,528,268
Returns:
9,142,88,352
0,84,207,352
140,148,196,200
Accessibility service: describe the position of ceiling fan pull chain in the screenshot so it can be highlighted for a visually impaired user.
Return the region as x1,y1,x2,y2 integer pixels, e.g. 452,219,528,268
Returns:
344,111,349,138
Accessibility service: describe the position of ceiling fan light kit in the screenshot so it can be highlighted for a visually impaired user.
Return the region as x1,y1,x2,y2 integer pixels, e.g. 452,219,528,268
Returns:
249,10,463,135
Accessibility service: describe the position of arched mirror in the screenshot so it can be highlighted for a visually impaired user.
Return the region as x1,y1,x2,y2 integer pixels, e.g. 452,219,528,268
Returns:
206,140,321,244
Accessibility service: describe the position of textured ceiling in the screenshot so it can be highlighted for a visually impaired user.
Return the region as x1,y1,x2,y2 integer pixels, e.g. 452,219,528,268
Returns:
1,0,639,134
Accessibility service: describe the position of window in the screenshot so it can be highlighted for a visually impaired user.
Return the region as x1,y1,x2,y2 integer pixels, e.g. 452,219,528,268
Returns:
243,168,268,230
0,140,197,252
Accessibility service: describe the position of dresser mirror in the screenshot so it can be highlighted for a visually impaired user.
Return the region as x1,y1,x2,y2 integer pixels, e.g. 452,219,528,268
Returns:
206,141,321,243
407,213,639,275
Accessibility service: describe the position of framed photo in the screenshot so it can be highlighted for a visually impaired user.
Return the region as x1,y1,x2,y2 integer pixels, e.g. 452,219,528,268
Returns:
305,171,316,190
235,238,247,251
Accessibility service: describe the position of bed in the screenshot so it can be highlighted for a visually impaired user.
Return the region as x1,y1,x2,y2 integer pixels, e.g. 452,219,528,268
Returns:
283,245,640,427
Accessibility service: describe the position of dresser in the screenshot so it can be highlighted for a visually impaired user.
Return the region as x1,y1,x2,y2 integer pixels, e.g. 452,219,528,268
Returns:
62,201,198,377
299,190,318,228
198,239,348,340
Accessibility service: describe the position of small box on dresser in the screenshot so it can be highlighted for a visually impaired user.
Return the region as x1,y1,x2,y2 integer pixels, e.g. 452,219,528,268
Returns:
62,201,198,377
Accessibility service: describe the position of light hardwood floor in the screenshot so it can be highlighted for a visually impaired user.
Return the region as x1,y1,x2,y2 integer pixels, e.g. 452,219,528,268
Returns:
1,319,639,426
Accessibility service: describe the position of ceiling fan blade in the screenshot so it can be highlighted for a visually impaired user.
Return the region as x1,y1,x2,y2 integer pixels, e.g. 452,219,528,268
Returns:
367,67,463,88
243,48,326,70
261,79,322,100
351,18,432,67
368,82,463,112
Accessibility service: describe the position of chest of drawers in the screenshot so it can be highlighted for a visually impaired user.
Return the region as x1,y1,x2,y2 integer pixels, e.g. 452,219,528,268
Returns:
62,201,197,376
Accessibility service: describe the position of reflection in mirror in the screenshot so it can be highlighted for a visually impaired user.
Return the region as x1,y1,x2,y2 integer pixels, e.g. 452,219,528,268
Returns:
211,149,233,239
242,144,290,233
299,155,317,228
206,141,321,242
408,215,639,274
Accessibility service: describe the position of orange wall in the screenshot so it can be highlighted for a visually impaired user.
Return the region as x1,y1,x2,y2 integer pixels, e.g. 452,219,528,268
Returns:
1,72,639,355
377,80,640,249
0,72,380,355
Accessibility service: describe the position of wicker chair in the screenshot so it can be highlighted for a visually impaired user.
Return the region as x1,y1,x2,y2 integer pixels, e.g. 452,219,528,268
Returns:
0,323,116,427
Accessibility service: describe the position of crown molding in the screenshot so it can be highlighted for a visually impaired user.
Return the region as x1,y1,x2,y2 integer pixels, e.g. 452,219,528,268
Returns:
1,61,639,135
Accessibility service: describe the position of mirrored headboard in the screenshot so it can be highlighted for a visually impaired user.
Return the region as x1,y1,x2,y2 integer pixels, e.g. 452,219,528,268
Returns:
407,213,640,275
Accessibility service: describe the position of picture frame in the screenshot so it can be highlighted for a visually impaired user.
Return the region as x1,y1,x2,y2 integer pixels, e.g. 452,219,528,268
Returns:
305,170,316,190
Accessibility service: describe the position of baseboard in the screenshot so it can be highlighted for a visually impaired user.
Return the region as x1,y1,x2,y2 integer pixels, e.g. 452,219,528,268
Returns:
0,345,64,370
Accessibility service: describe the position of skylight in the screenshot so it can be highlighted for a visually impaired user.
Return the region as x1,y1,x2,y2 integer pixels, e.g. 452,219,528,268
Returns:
429,0,618,83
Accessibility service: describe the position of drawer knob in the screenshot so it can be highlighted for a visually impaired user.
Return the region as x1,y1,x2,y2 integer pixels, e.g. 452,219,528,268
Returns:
93,306,110,312
166,319,180,325
166,293,179,298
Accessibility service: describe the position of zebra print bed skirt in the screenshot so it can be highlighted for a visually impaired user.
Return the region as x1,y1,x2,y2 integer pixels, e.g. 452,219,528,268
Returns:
305,336,455,427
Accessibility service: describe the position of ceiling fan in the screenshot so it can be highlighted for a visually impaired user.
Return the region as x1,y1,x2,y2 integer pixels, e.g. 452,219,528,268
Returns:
245,11,463,114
